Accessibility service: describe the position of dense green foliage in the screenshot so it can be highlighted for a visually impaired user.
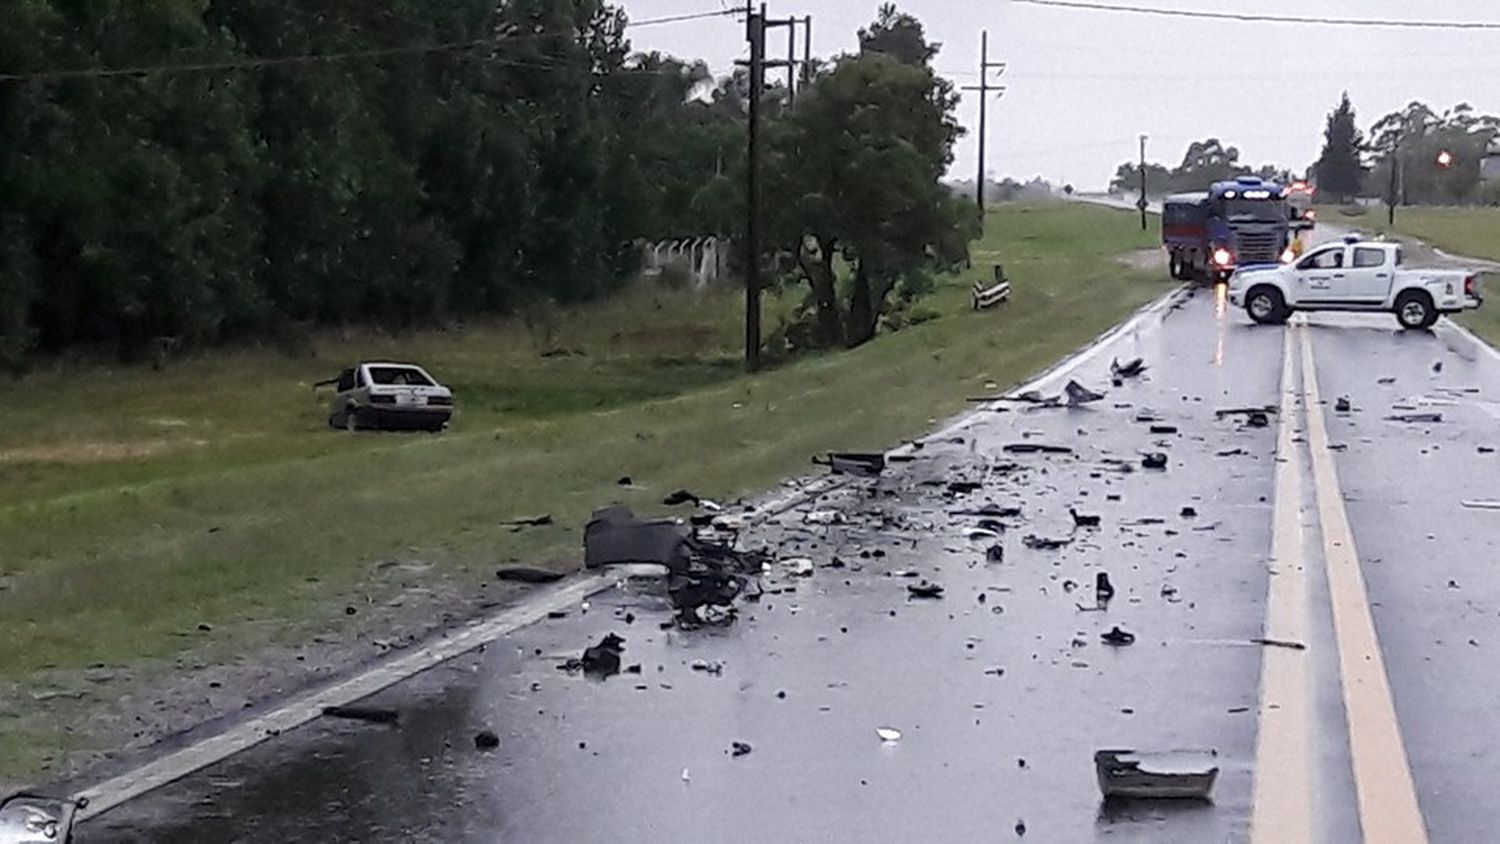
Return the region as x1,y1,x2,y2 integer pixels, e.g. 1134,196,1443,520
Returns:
0,1,738,366
1366,100,1500,207
0,2,971,368
1109,138,1291,196
1315,92,1363,202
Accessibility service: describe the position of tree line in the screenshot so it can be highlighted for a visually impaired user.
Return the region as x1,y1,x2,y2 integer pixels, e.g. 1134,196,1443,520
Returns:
0,2,972,367
1314,93,1500,206
1109,139,1292,197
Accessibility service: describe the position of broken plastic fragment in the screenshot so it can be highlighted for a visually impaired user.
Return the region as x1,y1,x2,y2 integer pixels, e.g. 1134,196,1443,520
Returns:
876,727,903,743
1101,626,1136,646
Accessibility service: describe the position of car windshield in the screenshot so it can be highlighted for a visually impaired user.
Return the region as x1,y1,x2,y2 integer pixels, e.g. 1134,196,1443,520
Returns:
1219,198,1287,224
367,366,434,386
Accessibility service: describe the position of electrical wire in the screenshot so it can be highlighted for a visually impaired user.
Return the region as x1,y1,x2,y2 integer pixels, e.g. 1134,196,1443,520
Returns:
0,8,742,83
1007,0,1500,30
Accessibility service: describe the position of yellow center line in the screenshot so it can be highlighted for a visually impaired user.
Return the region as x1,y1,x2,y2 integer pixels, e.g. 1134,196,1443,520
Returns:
1251,324,1313,843
1300,326,1428,844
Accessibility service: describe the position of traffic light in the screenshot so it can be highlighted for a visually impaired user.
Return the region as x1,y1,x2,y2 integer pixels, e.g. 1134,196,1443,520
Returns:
1436,149,1454,168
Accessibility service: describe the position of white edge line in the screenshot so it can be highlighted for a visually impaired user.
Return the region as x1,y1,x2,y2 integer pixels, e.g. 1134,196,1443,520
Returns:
71,282,1187,821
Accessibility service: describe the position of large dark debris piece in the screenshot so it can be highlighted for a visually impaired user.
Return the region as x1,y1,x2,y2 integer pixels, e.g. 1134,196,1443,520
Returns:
1111,357,1147,379
583,507,763,625
814,452,886,477
1094,749,1218,800
1065,380,1106,406
560,633,627,677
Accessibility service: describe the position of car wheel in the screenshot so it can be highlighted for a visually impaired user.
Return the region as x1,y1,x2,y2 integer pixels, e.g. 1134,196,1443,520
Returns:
1395,291,1436,330
1246,286,1288,325
343,406,361,432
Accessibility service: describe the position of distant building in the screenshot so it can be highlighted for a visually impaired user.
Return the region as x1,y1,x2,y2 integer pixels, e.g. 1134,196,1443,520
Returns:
1483,139,1500,182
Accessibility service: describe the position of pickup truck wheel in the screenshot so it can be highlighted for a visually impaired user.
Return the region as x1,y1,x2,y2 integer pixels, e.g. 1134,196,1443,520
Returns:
1246,286,1288,325
1395,291,1437,330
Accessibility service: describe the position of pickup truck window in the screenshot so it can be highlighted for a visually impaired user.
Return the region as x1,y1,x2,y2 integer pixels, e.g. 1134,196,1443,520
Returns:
1298,248,1344,270
1353,248,1386,269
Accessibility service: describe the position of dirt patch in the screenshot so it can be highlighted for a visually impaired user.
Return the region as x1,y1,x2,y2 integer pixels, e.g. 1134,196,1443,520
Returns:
1117,248,1164,273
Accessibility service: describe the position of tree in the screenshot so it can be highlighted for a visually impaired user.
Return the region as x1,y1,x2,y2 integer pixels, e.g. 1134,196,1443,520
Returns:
769,8,975,349
1315,92,1364,202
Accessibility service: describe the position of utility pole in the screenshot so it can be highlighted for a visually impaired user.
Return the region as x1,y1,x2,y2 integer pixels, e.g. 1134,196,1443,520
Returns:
801,16,812,86
739,3,803,372
743,2,765,372
959,30,1006,220
1138,134,1149,230
1387,137,1399,226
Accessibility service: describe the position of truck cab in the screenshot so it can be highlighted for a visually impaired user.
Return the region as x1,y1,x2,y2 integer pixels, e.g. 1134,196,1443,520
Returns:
1162,177,1294,284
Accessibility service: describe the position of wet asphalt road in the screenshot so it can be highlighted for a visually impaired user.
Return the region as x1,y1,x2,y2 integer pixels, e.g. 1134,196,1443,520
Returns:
75,279,1500,842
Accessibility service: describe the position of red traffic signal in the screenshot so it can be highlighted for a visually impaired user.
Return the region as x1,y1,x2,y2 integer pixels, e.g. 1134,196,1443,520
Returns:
1436,149,1455,168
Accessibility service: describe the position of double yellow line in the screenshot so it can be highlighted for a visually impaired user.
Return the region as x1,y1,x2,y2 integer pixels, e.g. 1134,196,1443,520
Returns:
1251,323,1427,843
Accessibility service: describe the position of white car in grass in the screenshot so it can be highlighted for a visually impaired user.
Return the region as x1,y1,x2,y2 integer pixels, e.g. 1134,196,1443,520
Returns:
1227,237,1483,329
320,362,454,432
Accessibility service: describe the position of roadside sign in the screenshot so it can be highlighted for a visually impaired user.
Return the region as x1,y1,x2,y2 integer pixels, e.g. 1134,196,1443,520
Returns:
1135,198,1149,211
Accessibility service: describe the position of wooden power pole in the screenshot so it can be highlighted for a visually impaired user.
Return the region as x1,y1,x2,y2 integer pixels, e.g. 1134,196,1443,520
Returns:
960,31,1005,220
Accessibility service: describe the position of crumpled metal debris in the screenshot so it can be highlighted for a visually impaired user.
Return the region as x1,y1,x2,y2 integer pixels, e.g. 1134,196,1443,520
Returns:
1095,749,1218,799
1023,534,1073,550
1141,453,1168,470
1111,357,1147,379
560,633,626,677
1101,626,1135,646
1385,412,1442,423
907,580,945,599
1004,443,1074,455
1065,380,1106,406
582,507,763,622
814,452,886,477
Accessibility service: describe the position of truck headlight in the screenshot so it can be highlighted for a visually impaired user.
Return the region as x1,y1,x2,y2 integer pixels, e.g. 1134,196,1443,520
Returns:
1213,248,1232,267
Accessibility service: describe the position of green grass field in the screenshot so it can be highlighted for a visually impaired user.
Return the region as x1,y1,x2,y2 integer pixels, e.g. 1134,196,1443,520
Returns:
1320,204,1500,340
0,202,1165,781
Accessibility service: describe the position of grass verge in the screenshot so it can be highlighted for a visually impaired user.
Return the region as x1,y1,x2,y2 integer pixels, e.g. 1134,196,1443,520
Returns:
0,202,1165,782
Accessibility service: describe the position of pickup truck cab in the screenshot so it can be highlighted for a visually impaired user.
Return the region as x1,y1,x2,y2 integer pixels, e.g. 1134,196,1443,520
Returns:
1227,237,1483,329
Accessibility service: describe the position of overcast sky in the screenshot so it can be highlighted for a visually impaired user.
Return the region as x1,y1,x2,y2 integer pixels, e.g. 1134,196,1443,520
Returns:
625,0,1500,190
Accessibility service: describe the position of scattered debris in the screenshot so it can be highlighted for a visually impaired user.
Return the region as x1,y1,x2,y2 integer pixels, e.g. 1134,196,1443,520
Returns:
815,452,886,477
781,557,815,577
1015,819,1027,837
907,580,945,599
1069,508,1101,528
1101,626,1136,646
965,528,1001,541
1180,506,1197,518
1215,448,1245,457
1004,443,1073,455
730,741,754,758
617,476,633,486
1245,412,1270,428
1094,749,1219,800
956,504,1023,518
1096,572,1116,602
583,507,762,622
1112,357,1147,379
323,705,399,725
502,514,554,527
1023,534,1073,550
1461,500,1500,510
1378,376,1396,385
1385,412,1442,424
985,543,1005,564
1149,425,1178,435
692,660,725,675
1433,361,1444,373
1251,637,1306,650
1215,406,1277,420
495,566,567,584
1065,380,1106,406
474,730,500,750
876,727,903,743
1334,396,1352,413
1480,446,1496,454
662,489,700,506
1141,453,1168,470
948,480,984,495
560,633,626,677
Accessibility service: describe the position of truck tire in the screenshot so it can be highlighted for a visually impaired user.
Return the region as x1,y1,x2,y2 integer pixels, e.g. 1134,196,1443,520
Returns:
1246,286,1289,325
1394,291,1438,330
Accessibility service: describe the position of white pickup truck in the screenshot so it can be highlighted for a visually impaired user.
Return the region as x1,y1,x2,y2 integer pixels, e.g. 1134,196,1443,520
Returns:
1227,237,1483,329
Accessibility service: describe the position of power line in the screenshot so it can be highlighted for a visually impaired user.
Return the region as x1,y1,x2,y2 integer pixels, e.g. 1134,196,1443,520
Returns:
1007,0,1500,30
0,8,742,83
